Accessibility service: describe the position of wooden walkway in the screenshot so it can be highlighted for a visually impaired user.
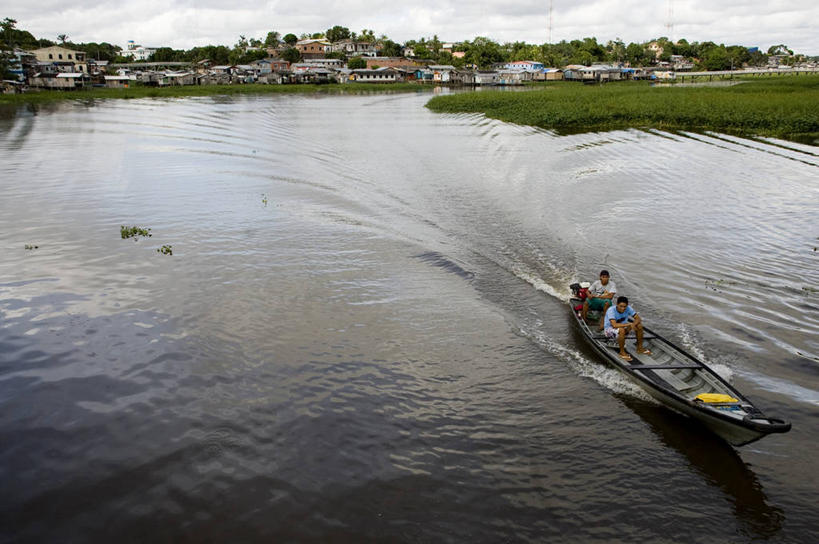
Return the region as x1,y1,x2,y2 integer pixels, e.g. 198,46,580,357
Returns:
676,67,819,82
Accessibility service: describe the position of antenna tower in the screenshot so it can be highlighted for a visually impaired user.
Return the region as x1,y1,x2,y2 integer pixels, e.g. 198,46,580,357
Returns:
548,0,553,44
665,0,674,41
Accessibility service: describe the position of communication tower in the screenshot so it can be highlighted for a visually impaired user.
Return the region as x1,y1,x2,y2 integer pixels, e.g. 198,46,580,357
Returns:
548,0,553,44
665,0,674,41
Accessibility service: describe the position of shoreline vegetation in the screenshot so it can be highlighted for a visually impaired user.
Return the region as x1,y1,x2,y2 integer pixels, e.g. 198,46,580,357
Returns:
0,82,427,105
426,75,819,144
2,75,817,144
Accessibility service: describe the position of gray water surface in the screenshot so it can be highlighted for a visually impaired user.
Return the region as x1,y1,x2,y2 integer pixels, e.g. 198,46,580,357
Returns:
1,92,817,542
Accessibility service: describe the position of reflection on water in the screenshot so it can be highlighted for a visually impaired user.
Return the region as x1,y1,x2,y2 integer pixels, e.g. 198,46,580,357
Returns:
1,93,817,542
622,398,784,539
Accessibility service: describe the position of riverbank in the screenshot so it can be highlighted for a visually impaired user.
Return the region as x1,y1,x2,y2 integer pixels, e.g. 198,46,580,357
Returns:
0,82,428,105
427,75,819,144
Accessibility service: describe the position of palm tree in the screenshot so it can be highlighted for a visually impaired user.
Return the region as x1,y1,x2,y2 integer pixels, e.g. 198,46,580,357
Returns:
57,34,68,44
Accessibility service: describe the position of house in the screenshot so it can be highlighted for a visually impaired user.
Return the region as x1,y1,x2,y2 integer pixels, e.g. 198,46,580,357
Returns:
471,70,499,86
5,49,35,81
159,71,196,86
504,60,545,71
302,58,344,69
104,75,133,88
329,39,378,57
402,47,415,58
257,70,291,84
28,46,88,73
87,59,109,75
29,72,89,89
350,68,397,83
428,65,459,83
2,80,24,93
564,64,619,82
564,65,622,82
250,59,273,74
670,55,694,71
413,68,433,82
543,68,564,80
497,70,534,85
194,59,212,73
248,58,291,76
295,39,331,59
390,66,417,82
302,67,336,83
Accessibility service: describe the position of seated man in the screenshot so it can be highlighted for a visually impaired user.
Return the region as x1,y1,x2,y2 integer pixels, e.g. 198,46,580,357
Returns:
582,269,617,329
605,296,651,361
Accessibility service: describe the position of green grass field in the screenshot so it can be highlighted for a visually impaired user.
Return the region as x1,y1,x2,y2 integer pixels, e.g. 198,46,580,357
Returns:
426,75,819,144
0,82,428,105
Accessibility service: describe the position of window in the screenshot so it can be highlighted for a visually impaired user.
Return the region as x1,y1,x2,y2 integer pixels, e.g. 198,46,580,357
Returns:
58,54,63,59
49,54,53,59
68,54,72,59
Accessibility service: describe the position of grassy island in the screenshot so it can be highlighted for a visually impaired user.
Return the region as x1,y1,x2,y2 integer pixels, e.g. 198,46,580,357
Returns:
0,82,428,106
426,75,819,144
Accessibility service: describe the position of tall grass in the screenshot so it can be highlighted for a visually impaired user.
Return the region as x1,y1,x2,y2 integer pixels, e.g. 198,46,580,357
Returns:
426,76,819,143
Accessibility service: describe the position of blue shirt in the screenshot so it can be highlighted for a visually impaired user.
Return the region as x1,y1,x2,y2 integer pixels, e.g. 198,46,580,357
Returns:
605,305,636,332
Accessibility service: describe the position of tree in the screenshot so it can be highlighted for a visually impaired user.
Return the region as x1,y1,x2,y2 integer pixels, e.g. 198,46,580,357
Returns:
264,31,280,47
57,33,68,44
767,44,792,56
701,46,731,71
281,46,300,64
380,39,401,57
348,56,366,69
326,25,350,43
607,38,625,64
464,37,506,68
1,17,17,47
283,33,298,46
413,45,432,59
150,47,184,62
358,29,375,43
625,42,650,66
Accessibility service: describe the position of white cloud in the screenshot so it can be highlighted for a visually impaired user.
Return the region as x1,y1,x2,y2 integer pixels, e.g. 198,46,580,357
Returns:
1,0,817,53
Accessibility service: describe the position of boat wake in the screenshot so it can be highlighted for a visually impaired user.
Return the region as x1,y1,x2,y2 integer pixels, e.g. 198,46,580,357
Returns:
519,319,655,403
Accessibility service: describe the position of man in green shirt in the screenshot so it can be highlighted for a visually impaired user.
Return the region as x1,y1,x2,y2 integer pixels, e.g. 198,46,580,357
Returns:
582,270,616,330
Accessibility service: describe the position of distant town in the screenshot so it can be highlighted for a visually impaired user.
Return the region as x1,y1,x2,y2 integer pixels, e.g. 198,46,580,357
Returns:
2,19,817,93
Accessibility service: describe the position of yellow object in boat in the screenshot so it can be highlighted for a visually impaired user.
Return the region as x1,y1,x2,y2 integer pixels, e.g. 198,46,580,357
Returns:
696,393,739,403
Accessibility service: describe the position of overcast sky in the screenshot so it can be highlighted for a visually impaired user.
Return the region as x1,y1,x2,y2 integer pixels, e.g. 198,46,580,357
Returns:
2,1,817,54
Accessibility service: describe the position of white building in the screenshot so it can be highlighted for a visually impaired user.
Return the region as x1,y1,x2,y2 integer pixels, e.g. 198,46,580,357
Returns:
125,41,158,61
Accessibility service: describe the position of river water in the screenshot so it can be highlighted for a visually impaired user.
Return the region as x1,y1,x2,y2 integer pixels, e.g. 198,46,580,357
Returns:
1,91,817,542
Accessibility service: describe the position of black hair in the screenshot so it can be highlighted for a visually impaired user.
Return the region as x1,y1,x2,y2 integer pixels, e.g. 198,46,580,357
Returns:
617,296,628,305
600,270,610,277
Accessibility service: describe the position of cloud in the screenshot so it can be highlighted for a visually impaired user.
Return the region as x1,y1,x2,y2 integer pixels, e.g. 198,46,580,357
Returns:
1,0,817,53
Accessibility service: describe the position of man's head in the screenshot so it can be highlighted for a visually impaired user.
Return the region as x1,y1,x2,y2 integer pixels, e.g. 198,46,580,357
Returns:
599,270,610,284
616,296,628,312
